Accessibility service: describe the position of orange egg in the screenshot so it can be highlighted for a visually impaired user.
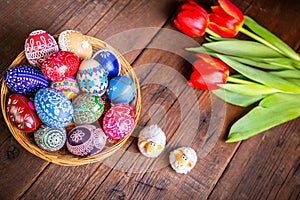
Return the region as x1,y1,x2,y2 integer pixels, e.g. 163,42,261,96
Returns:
58,30,93,59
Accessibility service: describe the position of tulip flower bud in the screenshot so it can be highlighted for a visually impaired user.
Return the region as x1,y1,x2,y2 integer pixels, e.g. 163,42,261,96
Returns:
172,0,209,37
188,54,229,90
208,0,244,38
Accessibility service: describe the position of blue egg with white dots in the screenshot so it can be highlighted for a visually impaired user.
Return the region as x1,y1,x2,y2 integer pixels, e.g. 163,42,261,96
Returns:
92,49,120,77
34,88,74,128
106,76,136,104
4,65,49,96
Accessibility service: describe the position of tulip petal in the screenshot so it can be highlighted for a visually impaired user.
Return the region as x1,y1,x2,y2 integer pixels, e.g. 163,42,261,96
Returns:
218,0,244,22
208,22,238,38
189,55,229,90
208,13,239,31
181,1,208,17
175,11,208,36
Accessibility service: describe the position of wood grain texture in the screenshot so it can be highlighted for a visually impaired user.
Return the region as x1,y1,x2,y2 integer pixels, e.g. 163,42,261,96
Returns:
0,0,299,199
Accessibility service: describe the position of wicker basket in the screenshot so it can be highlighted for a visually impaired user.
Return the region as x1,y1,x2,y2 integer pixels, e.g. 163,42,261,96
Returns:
1,35,141,166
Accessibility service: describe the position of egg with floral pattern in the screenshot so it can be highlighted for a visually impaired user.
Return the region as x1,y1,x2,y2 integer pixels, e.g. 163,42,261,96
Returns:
34,88,74,128
34,125,66,152
76,59,108,96
103,103,135,140
66,124,107,157
6,94,40,132
41,51,80,82
73,93,104,125
25,30,59,67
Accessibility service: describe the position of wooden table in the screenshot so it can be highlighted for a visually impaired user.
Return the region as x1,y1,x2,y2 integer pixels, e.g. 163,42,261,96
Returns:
0,0,299,199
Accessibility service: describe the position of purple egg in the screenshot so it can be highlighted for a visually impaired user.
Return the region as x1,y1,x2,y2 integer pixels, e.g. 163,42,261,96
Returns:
4,65,49,96
66,124,107,157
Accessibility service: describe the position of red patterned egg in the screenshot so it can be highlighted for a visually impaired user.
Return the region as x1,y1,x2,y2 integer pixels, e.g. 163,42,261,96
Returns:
25,30,59,67
6,94,40,132
103,103,135,140
42,51,79,82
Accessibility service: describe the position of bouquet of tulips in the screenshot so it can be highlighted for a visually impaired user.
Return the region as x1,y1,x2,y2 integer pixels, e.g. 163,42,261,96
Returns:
173,0,300,142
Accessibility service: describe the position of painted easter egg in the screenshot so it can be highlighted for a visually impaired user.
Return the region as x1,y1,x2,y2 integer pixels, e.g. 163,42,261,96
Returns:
103,103,135,140
50,77,79,99
76,59,108,95
138,124,166,158
169,147,197,174
25,30,59,67
92,49,120,77
34,125,66,152
41,51,79,82
73,93,104,125
66,124,107,157
106,76,136,104
34,88,74,128
58,30,93,60
6,94,40,132
4,65,49,96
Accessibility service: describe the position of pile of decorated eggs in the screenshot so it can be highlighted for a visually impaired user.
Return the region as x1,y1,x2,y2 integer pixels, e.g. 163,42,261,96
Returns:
4,29,137,157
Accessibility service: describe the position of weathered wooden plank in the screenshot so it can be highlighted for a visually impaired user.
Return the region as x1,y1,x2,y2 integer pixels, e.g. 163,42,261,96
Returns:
0,136,48,200
1,0,299,199
208,118,300,200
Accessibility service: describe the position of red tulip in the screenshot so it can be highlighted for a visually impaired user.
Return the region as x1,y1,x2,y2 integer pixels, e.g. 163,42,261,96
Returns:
208,0,244,38
172,0,209,37
188,54,229,90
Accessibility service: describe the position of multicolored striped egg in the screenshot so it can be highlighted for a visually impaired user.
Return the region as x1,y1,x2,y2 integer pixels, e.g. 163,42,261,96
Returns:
50,77,79,100
34,88,74,128
76,59,108,96
103,103,135,140
34,125,66,152
4,65,49,96
25,30,59,67
92,49,120,77
6,94,40,132
73,93,104,125
106,76,136,104
67,124,107,157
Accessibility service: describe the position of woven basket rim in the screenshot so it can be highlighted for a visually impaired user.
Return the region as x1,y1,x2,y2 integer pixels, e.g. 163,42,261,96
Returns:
1,35,141,166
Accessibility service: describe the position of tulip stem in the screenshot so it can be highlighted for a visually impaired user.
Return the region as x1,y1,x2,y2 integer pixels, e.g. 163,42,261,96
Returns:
206,28,221,38
227,76,255,85
240,27,282,55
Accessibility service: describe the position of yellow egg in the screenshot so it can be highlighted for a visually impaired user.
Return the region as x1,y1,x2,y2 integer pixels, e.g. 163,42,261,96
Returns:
58,30,93,59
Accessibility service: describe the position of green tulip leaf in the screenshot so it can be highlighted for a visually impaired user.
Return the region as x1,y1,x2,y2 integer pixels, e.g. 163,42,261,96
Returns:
285,79,300,86
186,47,290,70
217,55,300,93
253,57,300,70
227,93,300,142
269,70,300,79
244,16,300,61
203,41,284,58
212,88,264,107
219,83,279,96
229,56,291,70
